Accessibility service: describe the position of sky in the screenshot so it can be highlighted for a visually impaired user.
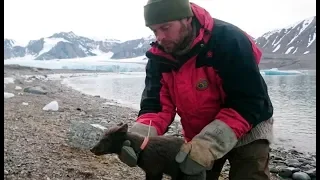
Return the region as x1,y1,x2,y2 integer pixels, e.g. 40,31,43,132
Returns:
4,0,316,44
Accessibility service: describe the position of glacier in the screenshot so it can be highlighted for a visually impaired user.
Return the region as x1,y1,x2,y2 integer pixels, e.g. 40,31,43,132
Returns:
4,55,148,72
4,55,305,75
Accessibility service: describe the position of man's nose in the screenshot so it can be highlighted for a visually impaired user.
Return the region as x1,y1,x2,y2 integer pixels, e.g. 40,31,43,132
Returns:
156,31,165,42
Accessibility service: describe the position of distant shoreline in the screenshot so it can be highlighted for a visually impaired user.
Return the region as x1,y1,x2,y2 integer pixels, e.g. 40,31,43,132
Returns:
3,60,317,72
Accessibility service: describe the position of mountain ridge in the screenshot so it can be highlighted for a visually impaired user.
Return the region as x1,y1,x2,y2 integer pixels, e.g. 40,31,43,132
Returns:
4,16,316,62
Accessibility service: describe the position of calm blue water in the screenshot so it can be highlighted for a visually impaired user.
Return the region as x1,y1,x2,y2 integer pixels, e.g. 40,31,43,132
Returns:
63,71,316,153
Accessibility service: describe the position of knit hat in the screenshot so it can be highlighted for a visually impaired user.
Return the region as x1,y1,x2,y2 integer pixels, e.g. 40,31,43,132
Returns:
144,0,194,26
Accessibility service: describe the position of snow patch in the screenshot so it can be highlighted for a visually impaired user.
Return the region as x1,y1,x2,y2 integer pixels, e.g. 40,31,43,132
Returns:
135,42,143,49
38,38,70,56
5,54,36,61
11,39,29,47
303,51,310,54
90,48,111,56
307,31,316,47
78,44,87,52
285,46,295,54
288,17,315,45
272,44,281,52
143,35,155,41
299,17,314,36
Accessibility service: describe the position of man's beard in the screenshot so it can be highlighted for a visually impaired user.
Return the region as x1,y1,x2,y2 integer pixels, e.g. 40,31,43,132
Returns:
161,23,194,55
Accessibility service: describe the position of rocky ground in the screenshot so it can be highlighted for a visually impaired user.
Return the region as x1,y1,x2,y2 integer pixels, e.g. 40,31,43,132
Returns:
4,65,316,180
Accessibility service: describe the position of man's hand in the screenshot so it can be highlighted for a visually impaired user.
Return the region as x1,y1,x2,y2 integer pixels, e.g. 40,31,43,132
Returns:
118,122,158,167
119,140,138,167
175,120,239,175
175,139,215,175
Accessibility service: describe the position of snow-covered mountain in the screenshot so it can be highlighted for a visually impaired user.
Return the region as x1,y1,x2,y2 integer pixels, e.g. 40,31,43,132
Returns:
111,35,155,59
4,16,316,61
255,16,316,55
4,31,121,60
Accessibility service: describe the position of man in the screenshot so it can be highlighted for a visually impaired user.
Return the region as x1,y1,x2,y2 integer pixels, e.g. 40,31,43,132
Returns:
118,0,274,179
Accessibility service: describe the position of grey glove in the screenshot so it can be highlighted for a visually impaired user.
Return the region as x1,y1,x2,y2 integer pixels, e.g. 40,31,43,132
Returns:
118,122,158,167
119,140,138,167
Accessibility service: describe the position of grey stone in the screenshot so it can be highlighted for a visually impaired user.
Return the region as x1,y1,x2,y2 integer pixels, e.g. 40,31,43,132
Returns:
286,159,303,167
66,121,107,149
292,172,311,180
302,164,314,170
23,86,48,95
288,167,302,173
279,167,293,178
274,159,286,164
305,168,316,178
298,158,308,163
270,166,279,173
274,156,285,161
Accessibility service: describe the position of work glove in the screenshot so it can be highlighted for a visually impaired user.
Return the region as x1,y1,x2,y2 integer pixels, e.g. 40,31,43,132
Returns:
118,122,158,167
175,120,238,175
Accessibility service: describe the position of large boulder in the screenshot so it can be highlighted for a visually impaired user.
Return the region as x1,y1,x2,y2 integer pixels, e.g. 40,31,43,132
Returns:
24,86,48,95
66,120,120,150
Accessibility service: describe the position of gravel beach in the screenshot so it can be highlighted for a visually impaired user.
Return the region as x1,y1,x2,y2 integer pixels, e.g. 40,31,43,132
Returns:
4,65,316,180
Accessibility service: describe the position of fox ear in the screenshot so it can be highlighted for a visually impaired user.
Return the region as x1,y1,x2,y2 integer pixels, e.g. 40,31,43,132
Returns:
118,123,128,132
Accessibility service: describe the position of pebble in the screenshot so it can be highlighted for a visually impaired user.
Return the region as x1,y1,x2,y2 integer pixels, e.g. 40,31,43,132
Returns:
292,172,311,180
289,149,303,155
4,170,8,175
15,86,22,90
279,167,293,178
286,159,303,167
274,156,285,161
305,168,316,178
302,164,313,170
270,166,279,173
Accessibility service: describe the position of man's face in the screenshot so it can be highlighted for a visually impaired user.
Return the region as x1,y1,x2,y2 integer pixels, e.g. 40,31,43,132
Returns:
149,18,192,53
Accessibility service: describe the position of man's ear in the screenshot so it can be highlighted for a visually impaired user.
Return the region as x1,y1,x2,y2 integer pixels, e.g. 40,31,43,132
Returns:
118,123,128,132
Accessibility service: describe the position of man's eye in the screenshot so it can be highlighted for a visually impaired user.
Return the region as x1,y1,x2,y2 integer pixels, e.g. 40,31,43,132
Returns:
162,26,169,30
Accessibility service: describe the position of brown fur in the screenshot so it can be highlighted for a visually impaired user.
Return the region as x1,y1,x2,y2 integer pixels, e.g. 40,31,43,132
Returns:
90,122,190,180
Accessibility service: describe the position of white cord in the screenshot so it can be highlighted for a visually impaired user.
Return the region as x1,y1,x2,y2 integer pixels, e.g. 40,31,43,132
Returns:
147,119,152,138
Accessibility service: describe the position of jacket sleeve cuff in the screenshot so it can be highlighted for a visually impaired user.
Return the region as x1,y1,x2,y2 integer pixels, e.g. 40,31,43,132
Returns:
193,119,238,160
129,122,158,137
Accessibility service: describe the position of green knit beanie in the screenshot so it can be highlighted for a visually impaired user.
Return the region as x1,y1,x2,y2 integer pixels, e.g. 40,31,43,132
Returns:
144,0,194,26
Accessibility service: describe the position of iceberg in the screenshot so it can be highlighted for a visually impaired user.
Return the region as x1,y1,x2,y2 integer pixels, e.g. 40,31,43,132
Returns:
260,68,304,75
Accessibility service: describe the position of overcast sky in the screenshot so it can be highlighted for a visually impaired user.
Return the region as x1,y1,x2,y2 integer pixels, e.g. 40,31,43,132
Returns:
4,0,316,43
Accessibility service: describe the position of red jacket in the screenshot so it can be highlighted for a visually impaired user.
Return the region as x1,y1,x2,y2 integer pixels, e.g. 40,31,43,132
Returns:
136,3,273,142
